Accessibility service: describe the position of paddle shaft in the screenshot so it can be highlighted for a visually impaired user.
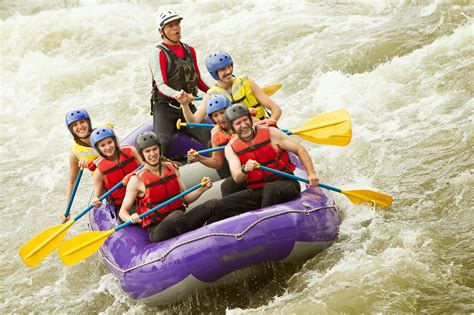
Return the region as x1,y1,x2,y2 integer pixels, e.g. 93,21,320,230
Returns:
179,121,289,134
183,122,214,128
115,183,203,232
72,164,144,221
195,129,291,155
258,165,341,193
64,168,84,217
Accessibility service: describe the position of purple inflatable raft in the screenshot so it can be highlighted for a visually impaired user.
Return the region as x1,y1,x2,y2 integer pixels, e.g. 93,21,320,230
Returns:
88,122,341,305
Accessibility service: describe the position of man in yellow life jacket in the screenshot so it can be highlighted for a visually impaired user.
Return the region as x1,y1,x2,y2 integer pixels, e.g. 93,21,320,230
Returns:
213,104,319,217
119,132,223,242
178,51,282,128
62,108,98,223
88,126,142,210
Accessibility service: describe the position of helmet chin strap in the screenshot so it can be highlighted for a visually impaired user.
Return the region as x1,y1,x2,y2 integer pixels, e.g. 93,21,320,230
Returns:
144,156,161,168
161,29,180,44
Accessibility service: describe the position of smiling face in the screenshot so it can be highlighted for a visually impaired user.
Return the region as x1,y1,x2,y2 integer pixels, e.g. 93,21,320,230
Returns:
70,119,90,139
161,20,181,43
97,137,116,158
212,109,229,130
142,145,161,166
232,115,253,141
217,65,233,83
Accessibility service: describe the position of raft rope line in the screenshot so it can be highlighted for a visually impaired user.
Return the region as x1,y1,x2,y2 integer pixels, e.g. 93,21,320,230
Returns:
99,204,338,275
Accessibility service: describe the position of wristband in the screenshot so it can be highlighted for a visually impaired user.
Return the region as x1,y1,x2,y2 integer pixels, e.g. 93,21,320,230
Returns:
241,164,249,175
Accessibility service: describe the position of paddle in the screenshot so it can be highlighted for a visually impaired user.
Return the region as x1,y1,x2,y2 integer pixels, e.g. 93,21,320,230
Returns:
193,83,282,101
58,182,204,266
19,165,144,267
177,119,291,134
180,109,351,154
258,165,393,208
64,167,84,218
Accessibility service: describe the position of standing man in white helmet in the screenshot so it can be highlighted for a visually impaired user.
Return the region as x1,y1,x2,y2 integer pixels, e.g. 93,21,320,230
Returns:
149,8,211,160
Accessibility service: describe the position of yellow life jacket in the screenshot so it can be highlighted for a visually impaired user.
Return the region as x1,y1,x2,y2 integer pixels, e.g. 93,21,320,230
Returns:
72,143,97,162
208,74,267,120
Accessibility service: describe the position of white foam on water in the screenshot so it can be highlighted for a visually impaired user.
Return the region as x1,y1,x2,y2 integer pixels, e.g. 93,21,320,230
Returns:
2,1,473,313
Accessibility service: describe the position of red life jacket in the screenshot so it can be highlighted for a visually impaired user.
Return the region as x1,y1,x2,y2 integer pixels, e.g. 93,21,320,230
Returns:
93,146,140,207
135,163,184,228
229,126,295,189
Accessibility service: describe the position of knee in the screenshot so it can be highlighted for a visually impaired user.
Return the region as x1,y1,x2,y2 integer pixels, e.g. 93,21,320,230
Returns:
169,210,186,222
206,199,227,222
204,199,224,211
262,182,278,195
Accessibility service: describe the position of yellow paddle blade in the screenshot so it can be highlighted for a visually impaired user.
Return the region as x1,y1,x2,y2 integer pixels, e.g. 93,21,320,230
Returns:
297,129,352,147
58,229,114,266
342,189,393,208
262,83,282,96
290,109,352,146
19,220,75,267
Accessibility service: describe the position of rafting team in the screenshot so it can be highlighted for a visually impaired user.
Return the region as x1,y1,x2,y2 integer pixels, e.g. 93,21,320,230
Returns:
62,9,319,243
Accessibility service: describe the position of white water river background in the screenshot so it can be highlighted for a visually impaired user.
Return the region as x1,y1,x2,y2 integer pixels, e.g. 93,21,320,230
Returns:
1,1,473,313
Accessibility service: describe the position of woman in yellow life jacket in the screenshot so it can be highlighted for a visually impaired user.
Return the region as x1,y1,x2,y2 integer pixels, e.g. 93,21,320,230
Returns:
178,51,282,127
62,108,98,223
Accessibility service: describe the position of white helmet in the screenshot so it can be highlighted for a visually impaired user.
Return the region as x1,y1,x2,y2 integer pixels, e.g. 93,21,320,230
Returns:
156,8,183,30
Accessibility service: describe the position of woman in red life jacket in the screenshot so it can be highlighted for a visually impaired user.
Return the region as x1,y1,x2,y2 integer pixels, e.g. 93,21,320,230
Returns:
215,104,319,216
118,132,220,242
149,8,210,159
88,126,142,210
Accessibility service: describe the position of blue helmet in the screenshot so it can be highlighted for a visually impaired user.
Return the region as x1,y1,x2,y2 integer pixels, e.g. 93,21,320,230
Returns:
65,108,90,127
65,108,91,138
90,126,117,157
206,51,233,81
206,95,231,122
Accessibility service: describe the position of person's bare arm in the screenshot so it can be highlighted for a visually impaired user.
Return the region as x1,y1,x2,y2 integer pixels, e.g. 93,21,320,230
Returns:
130,147,144,165
173,167,212,204
187,133,225,169
118,175,142,223
269,128,319,187
225,144,248,183
180,93,209,123
91,169,105,208
249,79,282,121
61,153,80,222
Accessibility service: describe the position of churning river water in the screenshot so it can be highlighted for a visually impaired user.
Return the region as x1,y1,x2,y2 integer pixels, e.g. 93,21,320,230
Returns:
1,0,473,313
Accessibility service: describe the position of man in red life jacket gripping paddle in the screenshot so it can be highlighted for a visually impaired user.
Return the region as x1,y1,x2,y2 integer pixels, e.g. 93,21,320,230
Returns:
119,132,224,242
200,104,320,218
88,127,142,211
149,8,211,159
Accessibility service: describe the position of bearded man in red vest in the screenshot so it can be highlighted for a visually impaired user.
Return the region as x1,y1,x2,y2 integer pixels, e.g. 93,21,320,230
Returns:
218,104,320,216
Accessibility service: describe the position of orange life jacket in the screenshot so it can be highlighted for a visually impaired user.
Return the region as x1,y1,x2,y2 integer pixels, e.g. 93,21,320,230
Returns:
134,163,184,228
92,146,139,207
229,126,295,189
211,126,232,158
